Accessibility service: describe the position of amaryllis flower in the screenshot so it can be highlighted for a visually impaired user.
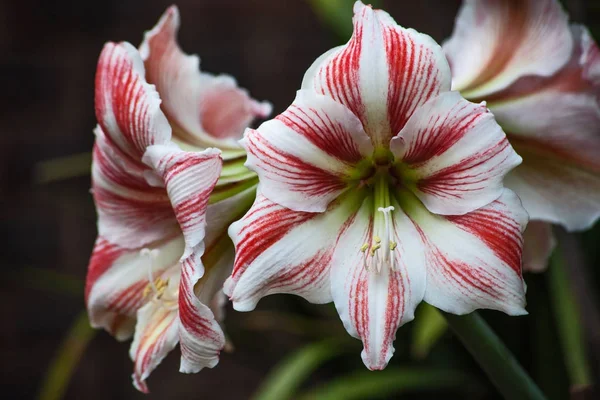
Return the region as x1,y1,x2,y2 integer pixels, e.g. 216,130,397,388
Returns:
225,1,528,370
86,6,270,392
443,0,600,272
86,42,224,392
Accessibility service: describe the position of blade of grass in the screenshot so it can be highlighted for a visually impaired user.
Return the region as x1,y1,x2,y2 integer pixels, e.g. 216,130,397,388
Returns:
548,249,592,389
411,303,448,359
252,338,349,400
34,152,92,184
297,368,481,400
38,311,96,400
306,0,382,41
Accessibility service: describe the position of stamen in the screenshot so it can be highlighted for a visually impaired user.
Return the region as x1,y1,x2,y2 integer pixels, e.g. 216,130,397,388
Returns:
362,206,398,273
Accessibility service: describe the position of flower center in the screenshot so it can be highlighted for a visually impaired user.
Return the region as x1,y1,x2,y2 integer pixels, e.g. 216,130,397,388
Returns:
141,248,179,310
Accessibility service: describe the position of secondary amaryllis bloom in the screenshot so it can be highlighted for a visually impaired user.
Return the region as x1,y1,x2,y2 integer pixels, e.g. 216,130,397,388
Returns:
225,2,528,370
87,6,270,391
443,0,600,272
86,42,227,392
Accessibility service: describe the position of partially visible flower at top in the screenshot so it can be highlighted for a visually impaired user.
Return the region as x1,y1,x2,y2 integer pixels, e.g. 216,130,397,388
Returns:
86,6,269,392
225,1,528,371
443,0,600,272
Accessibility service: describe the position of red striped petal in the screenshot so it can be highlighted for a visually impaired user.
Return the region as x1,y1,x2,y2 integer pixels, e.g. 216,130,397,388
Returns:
178,254,225,373
225,191,362,311
330,198,426,370
392,91,521,215
242,91,371,212
303,2,450,146
414,190,528,315
143,145,223,259
140,5,271,149
443,0,573,98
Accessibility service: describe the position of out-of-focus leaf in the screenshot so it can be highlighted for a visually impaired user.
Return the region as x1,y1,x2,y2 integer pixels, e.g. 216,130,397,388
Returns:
252,338,348,400
34,152,91,184
297,368,480,400
307,0,382,41
411,303,447,359
11,266,83,297
239,310,345,337
38,311,95,400
548,249,592,388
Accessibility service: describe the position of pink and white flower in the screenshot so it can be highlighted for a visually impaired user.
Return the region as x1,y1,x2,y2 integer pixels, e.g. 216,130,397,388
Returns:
225,2,528,370
86,7,270,392
443,0,600,271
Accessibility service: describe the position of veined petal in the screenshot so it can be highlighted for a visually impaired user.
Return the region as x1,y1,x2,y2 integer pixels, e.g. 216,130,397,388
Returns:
143,145,223,259
391,91,521,215
443,0,573,98
140,5,271,149
242,91,372,212
330,197,426,370
178,253,225,374
225,190,364,311
130,269,180,393
404,189,528,315
522,222,556,273
92,127,179,248
86,236,184,341
505,149,600,231
95,41,171,159
302,1,450,146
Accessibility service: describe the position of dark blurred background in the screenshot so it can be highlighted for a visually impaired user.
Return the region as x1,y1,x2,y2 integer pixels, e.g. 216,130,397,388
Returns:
2,0,600,399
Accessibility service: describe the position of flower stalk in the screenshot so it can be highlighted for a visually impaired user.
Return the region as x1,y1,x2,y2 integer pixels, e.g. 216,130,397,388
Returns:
443,312,547,400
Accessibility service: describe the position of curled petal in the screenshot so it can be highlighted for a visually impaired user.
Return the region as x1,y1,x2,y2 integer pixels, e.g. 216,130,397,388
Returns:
242,91,372,212
391,91,521,215
408,189,528,315
86,236,184,341
130,271,180,393
140,5,271,149
178,254,225,373
95,41,171,159
330,198,426,370
443,0,573,98
143,145,223,259
303,1,451,146
522,222,556,273
225,191,362,311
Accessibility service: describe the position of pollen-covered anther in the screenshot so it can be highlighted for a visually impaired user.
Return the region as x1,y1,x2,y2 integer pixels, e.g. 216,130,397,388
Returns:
362,206,398,273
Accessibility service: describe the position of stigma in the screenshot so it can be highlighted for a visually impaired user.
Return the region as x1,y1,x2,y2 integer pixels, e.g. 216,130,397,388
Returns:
361,206,397,273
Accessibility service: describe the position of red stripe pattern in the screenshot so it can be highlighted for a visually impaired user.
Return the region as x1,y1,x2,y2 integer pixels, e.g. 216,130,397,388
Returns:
306,2,450,145
225,192,358,311
392,92,521,215
140,5,271,148
418,190,527,315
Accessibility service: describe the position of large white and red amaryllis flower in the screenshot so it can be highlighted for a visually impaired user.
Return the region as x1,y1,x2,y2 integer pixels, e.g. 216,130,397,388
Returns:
225,1,528,370
86,6,270,392
443,0,600,272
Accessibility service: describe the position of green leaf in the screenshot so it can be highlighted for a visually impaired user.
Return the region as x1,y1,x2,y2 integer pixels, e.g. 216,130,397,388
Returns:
297,368,480,400
548,249,592,387
306,0,382,41
38,311,96,400
411,303,448,359
34,152,92,184
252,339,347,400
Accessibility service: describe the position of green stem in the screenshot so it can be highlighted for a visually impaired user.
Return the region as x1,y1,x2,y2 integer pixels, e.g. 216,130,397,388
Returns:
38,311,96,400
443,312,546,400
548,250,592,388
